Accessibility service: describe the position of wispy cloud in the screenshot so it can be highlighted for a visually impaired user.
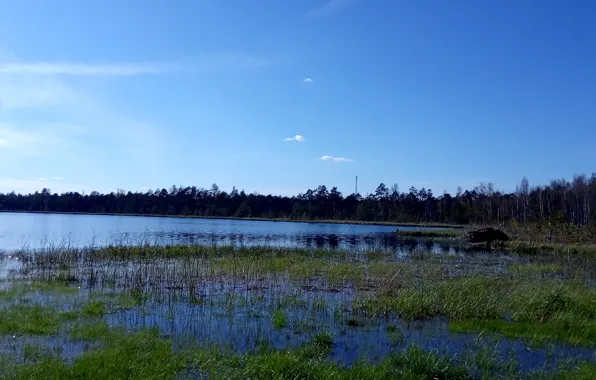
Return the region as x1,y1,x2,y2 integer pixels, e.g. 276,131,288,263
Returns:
0,50,277,192
307,0,362,18
0,62,166,76
284,135,306,142
0,74,83,109
0,122,85,158
321,155,354,162
190,53,273,71
0,51,169,177
303,77,314,83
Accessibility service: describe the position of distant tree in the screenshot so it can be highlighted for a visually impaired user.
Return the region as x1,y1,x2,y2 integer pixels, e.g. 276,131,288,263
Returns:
0,173,594,226
180,204,191,216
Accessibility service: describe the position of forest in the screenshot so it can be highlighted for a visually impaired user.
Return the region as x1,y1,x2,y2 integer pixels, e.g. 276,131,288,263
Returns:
0,173,595,226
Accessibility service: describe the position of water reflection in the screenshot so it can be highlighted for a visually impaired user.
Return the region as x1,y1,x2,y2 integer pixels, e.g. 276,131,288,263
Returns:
0,213,429,252
127,231,460,255
0,213,497,258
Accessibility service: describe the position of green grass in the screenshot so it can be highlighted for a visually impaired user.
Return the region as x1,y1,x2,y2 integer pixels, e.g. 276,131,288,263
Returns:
0,299,113,337
212,255,370,285
71,321,116,341
22,344,54,363
0,304,77,335
560,363,596,380
27,280,80,294
354,276,596,346
6,328,185,380
1,329,480,380
91,290,146,309
292,319,317,335
453,279,596,345
506,242,596,256
438,277,505,320
188,341,471,380
81,301,107,317
0,281,80,302
509,262,564,273
366,262,407,279
386,324,405,345
278,295,307,309
327,262,365,285
272,309,288,329
450,319,596,347
0,286,23,301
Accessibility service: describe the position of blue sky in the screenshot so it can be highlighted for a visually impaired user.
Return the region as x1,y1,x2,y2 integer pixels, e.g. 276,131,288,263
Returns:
0,0,594,197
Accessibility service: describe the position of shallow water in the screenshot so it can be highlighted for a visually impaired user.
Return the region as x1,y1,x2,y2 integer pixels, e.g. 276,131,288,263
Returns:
2,280,593,373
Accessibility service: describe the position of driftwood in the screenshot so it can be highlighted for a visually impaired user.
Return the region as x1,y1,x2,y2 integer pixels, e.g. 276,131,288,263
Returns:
466,227,509,249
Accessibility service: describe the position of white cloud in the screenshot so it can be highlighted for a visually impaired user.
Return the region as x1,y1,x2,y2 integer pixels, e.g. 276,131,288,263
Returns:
0,62,165,76
284,135,306,142
321,155,354,162
307,0,362,18
38,178,47,181
303,77,314,83
0,138,7,147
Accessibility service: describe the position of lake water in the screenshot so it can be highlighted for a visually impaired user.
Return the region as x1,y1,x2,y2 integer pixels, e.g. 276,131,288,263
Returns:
0,212,438,253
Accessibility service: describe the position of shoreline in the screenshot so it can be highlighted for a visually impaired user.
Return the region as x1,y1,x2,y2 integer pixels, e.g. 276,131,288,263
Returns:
0,210,464,229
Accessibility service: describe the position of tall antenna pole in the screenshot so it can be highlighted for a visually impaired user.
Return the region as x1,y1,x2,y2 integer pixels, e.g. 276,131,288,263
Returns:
355,176,358,195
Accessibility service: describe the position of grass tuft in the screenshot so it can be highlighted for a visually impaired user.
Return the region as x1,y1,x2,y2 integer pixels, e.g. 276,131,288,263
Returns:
0,304,74,335
272,309,288,329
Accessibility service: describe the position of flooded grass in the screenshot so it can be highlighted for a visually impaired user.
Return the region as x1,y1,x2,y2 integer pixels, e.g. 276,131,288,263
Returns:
0,243,595,378
0,304,76,335
271,309,288,329
1,330,475,380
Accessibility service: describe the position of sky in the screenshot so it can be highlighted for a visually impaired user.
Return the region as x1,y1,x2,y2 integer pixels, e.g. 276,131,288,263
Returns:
0,0,595,197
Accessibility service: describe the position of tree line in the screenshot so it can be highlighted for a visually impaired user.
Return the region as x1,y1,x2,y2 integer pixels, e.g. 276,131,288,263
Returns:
0,173,595,226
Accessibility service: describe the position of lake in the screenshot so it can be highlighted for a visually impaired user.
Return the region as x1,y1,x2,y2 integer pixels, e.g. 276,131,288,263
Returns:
0,212,437,252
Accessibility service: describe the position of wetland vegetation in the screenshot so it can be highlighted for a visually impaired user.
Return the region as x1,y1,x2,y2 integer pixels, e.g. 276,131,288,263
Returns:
1,239,595,379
